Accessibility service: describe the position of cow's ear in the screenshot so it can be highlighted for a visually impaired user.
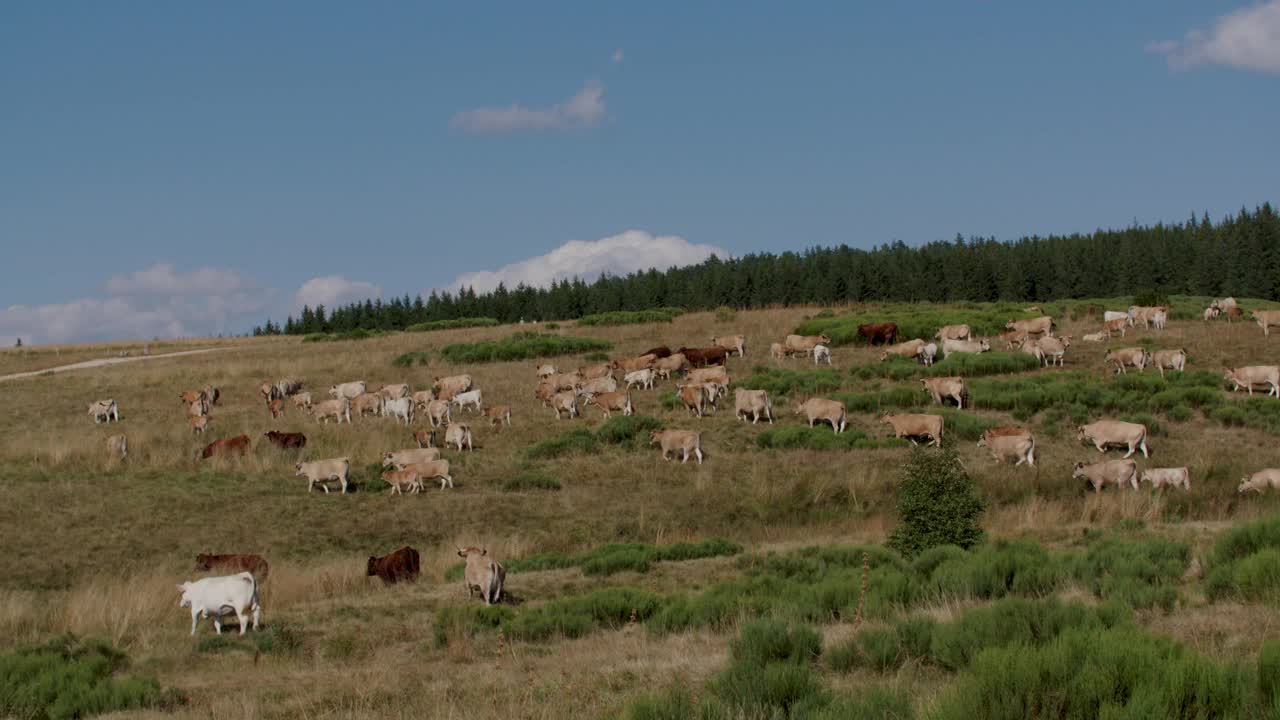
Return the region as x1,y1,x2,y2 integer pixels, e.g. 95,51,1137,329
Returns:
176,583,186,592
482,548,488,556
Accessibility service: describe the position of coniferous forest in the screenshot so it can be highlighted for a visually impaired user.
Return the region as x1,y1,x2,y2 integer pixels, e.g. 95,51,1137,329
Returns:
254,204,1279,335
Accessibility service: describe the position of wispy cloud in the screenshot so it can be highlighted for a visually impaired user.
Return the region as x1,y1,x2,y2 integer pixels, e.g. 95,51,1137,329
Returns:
443,230,728,294
1148,1,1280,74
294,275,382,310
611,48,624,64
450,80,608,134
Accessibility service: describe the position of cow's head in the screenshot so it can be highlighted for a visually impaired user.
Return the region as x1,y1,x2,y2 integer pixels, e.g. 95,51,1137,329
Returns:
819,335,831,344
194,554,212,571
1072,463,1086,479
456,546,486,558
366,557,379,576
879,413,895,424
649,431,663,445
177,582,193,607
294,462,305,474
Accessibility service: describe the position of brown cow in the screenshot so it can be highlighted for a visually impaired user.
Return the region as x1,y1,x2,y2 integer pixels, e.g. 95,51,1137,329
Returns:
366,546,420,584
267,398,284,419
201,435,250,459
642,346,673,359
195,553,270,582
857,322,898,346
678,346,729,368
413,429,436,448
263,431,306,449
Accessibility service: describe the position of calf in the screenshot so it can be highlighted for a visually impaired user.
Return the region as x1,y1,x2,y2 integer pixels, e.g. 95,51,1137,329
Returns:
177,572,261,635
263,431,306,449
1104,348,1149,375
106,434,128,461
291,392,313,410
426,399,453,427
383,397,415,425
552,391,578,419
310,398,351,424
267,398,284,419
1140,467,1190,490
195,553,269,582
812,344,832,365
484,405,512,426
880,339,925,362
653,353,687,379
413,429,436,448
577,376,618,398
678,384,707,417
624,368,656,390
1103,318,1128,337
201,435,250,459
649,430,703,464
89,399,119,424
457,547,506,605
382,469,423,495
188,415,208,434
367,546,420,584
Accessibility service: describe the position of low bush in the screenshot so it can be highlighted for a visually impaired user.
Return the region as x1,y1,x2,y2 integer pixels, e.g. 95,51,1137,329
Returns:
505,587,664,642
440,332,611,364
851,352,1040,381
302,328,386,342
711,620,825,717
1205,515,1280,603
755,425,869,450
927,540,1061,600
736,367,846,398
0,635,175,719
525,416,663,459
1064,536,1188,611
524,429,598,460
577,309,682,326
1261,640,1280,705
887,448,985,558
543,322,560,330
391,351,429,367
405,317,498,332
432,605,514,647
715,305,737,322
596,415,663,446
498,469,562,491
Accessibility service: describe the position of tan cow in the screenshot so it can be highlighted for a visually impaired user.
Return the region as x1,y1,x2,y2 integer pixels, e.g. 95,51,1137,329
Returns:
1203,307,1220,322
1081,331,1108,343
1036,335,1070,368
1103,318,1128,337
445,422,474,452
614,354,657,373
1151,349,1187,379
1104,347,1149,374
999,330,1027,350
551,391,578,419
578,362,613,380
545,372,581,392
457,547,505,605
267,398,284,419
649,430,703,464
711,334,746,357
106,434,128,462
880,339,926,361
413,429,435,448
425,399,453,427
734,389,773,425
295,458,350,494
678,384,707,418
352,392,384,418
1077,420,1149,458
935,324,971,341
328,381,365,400
625,368,656,390
1073,459,1138,493
411,390,435,409
179,389,206,405
976,427,1035,465
785,334,830,355
383,447,441,469
794,398,847,434
1224,366,1280,398
769,342,789,360
1239,469,1280,494
687,366,729,385
1140,467,1190,490
942,338,990,357
654,353,687,379
403,459,453,489
880,413,943,447
292,392,313,410
189,398,210,418
433,375,473,401
576,376,618,398
1253,310,1280,336
587,391,633,418
310,398,350,424
1005,316,1053,337
382,469,422,495
921,377,967,408
536,364,557,379
188,415,208,434
378,384,410,400
484,405,512,426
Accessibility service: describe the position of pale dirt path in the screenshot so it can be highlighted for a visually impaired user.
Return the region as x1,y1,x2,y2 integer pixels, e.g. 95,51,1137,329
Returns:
0,347,233,383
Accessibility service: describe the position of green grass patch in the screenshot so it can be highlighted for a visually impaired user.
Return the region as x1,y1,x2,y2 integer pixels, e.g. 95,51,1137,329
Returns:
1206,515,1280,604
852,352,1041,381
440,332,611,364
390,351,429,367
577,308,684,326
498,469,562,492
405,317,498,332
525,415,663,459
441,538,741,585
736,367,846,397
0,635,176,719
302,328,388,342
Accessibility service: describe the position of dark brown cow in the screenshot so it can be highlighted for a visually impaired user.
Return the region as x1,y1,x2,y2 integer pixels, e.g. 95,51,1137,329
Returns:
366,546,420,584
194,553,270,582
857,322,898,346
263,431,307,449
642,346,673,359
677,346,729,368
200,435,250,459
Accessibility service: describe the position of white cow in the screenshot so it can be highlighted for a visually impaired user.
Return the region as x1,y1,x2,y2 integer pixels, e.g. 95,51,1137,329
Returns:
812,344,832,365
624,368,656,390
383,397,415,425
89,399,119,424
329,381,367,400
919,343,938,366
177,572,261,635
450,389,483,414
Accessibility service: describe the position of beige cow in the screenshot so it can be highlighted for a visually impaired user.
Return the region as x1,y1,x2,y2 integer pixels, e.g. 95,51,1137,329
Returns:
576,376,618,398
624,368,656,390
734,389,773,425
403,460,453,489
649,430,703,464
484,405,512,426
654,353,687,379
614,354,657,373
311,398,351,424
1140,467,1190,490
1151,349,1187,379
880,339,926,361
382,447,441,469
1081,331,1108,343
1077,420,1149,458
678,384,707,418
769,342,789,360
292,392,314,410
382,469,422,495
445,423,473,452
921,377,967,408
587,391,633,418
1005,316,1053,337
935,324,971,341
88,399,119,424
106,434,128,462
545,372,582,392
1103,318,1128,337
942,338,990,357
411,390,435,409
880,413,943,447
328,381,366,401
1104,348,1149,374
794,398,847,434
976,427,1035,466
551,391,578,419
295,458,350,494
425,399,453,427
433,375,473,401
1223,366,1280,398
578,362,613,380
1239,469,1280,494
1037,335,1070,368
413,429,436,448
1253,310,1280,336
457,547,505,604
687,366,729,385
352,392,384,418
378,384,410,400
1073,459,1138,493
711,334,746,357
999,330,1027,350
188,415,209,434
785,334,830,355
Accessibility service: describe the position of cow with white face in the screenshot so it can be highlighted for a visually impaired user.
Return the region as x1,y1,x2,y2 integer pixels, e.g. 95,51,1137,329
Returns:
177,572,261,635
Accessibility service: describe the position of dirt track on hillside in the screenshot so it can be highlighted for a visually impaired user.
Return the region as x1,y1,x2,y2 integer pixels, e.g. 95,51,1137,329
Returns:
0,347,231,383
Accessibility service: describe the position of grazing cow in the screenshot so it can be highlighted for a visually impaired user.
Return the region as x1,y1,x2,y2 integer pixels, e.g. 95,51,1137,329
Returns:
1103,318,1128,337
413,429,436,448
687,366,729,385
784,334,830,356
378,384,410,400
654,353,687,379
534,381,556,405
942,338,990,357
328,381,366,401
921,377,967,408
577,376,618,398
1151,309,1168,331
366,546,420,584
880,413,944,447
351,392,384,418
188,415,208,434
1103,311,1129,324
1203,307,1221,322
678,347,729,368
1020,339,1044,365
1239,469,1280,494
578,362,613,380
382,469,422,495
177,572,261,635
484,405,512,426
615,355,659,375
545,372,582,392
457,547,505,605
444,422,474,452
1081,332,1108,342
383,447,441,468
425,399,453,427
642,346,673,359
794,398,847,434
857,322,898,346
195,553,269,582
935,324,971,342
678,384,707,417
411,390,435,410
262,378,303,401
450,389,483,414
1140,467,1190,491
1128,306,1167,329
1226,306,1245,322
263,431,306,449
536,364,557,379
384,397,415,425
1006,316,1053,337
295,458,350,493
311,398,351,424
106,434,128,461
711,335,746,358
588,391,634,418
292,392,313,410
1213,297,1239,313
1077,420,1149,458
201,435,250,460
649,430,703,464
976,427,1035,466
812,344,832,365
403,459,453,489
267,398,284,419
1073,459,1139,493
770,342,789,360
880,339,926,362
1151,349,1187,379
1253,310,1280,336
625,368,656,390
552,391,578,419
186,396,210,418
998,330,1027,350
179,389,206,405
919,343,938,367
734,389,773,425
1224,366,1280,398
433,374,473,401
1037,335,1070,368
1104,348,1150,375
88,399,119,424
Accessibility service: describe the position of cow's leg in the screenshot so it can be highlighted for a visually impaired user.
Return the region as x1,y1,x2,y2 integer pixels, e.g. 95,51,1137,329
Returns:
694,447,703,464
1095,441,1106,453
680,449,688,464
252,604,261,631
236,608,248,635
1122,443,1135,459
1139,439,1149,458
190,609,199,635
213,616,223,634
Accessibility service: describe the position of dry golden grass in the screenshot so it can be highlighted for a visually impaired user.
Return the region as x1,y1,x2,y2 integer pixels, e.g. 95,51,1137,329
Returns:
3,304,1280,717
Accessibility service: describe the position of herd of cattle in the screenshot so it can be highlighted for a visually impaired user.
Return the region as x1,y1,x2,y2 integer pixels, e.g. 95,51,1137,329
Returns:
78,298,1280,634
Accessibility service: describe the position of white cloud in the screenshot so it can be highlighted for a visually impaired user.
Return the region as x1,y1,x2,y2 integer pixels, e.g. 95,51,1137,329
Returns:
612,48,624,63
294,275,382,310
444,230,729,294
0,263,275,345
1148,1,1280,74
450,80,608,134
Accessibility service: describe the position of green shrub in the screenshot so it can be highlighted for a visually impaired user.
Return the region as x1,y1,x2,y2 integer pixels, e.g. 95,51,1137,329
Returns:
440,332,611,363
852,352,1040,381
1064,536,1188,611
524,429,598,460
803,687,916,720
927,540,1062,600
391,351,429,367
596,415,663,445
432,605,514,647
303,328,386,342
1205,516,1280,603
711,620,825,717
1261,640,1280,705
253,623,304,655
794,304,1039,347
737,367,845,397
0,635,173,719
544,322,560,330
405,317,498,332
525,416,664,459
499,470,562,491
505,587,664,642
887,448,985,558
756,425,869,450
577,309,681,326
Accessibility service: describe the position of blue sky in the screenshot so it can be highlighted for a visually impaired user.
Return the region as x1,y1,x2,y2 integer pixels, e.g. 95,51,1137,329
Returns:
2,1,1278,343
